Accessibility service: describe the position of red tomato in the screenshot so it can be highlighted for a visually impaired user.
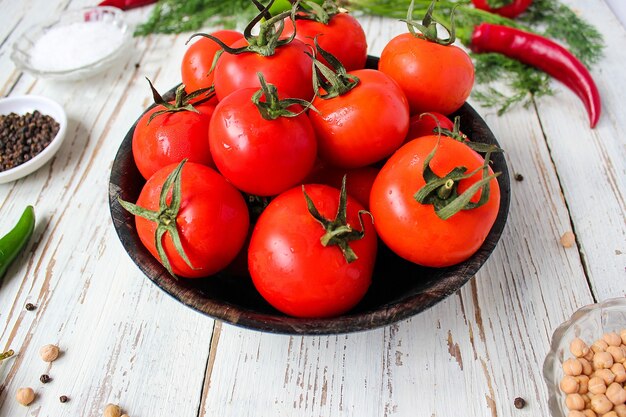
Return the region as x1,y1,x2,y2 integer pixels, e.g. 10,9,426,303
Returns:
282,13,367,71
134,162,249,278
248,184,377,318
213,38,314,101
308,69,409,168
369,135,500,267
181,30,244,94
132,101,216,180
209,87,317,196
305,163,379,210
471,0,532,18
406,112,455,142
379,34,474,115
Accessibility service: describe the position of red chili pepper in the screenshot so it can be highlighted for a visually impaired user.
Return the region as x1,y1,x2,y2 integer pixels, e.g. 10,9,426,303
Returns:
471,23,601,128
98,0,157,10
471,0,532,19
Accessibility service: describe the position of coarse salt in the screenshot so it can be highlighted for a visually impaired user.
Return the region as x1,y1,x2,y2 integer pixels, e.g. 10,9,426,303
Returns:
30,21,125,72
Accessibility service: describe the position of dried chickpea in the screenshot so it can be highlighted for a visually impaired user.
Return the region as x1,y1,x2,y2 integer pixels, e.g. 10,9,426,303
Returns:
603,412,619,417
584,410,598,417
582,394,592,405
104,404,121,417
620,330,626,345
561,231,576,247
608,346,626,363
569,412,587,417
589,376,608,394
594,352,615,370
562,375,581,394
592,394,614,415
120,415,130,417
567,393,586,411
572,338,591,358
15,387,35,406
604,333,622,347
585,349,596,362
612,363,626,383
566,358,585,376
577,375,590,394
580,358,594,375
614,404,626,417
594,340,610,353
596,369,617,385
39,344,60,362
606,383,626,405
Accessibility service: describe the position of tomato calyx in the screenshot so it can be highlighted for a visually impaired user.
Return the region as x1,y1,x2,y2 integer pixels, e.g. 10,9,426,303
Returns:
401,0,457,46
252,73,313,120
431,114,505,155
118,160,195,278
145,78,213,124
310,38,360,99
302,176,372,263
187,0,299,57
295,0,341,24
413,139,501,220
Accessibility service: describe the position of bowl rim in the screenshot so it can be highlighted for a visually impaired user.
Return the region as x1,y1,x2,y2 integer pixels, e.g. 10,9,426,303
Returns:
0,95,68,184
108,58,511,335
10,5,131,78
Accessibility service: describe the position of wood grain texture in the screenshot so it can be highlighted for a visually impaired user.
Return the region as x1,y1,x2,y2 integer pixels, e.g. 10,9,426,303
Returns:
0,0,623,416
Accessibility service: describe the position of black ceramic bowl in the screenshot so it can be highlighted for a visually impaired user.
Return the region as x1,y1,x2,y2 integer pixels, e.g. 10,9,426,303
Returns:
108,57,510,335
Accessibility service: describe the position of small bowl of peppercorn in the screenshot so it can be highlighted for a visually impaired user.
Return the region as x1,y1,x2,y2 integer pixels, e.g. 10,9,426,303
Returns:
0,95,67,184
543,297,626,417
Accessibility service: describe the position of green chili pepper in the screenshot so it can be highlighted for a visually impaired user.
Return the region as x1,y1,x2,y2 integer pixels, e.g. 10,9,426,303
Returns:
0,205,35,280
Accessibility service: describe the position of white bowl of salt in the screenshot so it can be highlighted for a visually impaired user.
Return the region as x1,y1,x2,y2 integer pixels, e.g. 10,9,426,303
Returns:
11,6,131,81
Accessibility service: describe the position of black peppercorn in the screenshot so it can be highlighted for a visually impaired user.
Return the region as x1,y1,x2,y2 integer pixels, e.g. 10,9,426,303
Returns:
25,303,36,311
40,374,51,383
514,397,526,409
514,173,524,182
59,395,68,403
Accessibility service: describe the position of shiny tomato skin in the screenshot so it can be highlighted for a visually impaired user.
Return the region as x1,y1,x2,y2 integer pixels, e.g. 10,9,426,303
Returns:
248,184,377,318
209,88,317,196
370,135,500,267
305,163,379,210
132,101,216,180
406,112,455,142
379,34,474,115
135,162,249,278
181,30,244,94
282,13,367,71
213,38,314,102
308,69,409,168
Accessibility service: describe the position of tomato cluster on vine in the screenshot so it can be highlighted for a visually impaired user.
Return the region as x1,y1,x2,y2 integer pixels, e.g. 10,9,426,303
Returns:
120,0,502,319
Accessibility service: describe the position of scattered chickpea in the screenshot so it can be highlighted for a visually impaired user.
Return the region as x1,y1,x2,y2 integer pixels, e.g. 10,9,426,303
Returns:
578,375,590,394
15,387,35,406
606,382,626,405
594,352,615,370
604,333,622,347
562,375,581,394
39,344,60,362
584,410,598,417
608,346,626,363
567,394,587,411
590,376,608,394
591,394,614,415
593,340,610,353
612,363,626,383
103,404,122,417
566,358,585,376
572,338,592,358
614,404,626,417
561,231,576,248
581,358,594,375
596,369,617,385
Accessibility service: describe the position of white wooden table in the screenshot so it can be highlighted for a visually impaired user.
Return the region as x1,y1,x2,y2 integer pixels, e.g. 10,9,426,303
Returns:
1,1,624,416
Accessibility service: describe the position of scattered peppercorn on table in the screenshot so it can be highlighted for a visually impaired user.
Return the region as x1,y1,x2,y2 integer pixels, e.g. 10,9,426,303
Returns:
1,0,625,417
